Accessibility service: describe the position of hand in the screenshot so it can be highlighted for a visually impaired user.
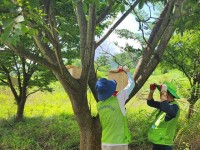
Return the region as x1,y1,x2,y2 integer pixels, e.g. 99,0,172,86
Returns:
160,84,167,92
117,66,123,72
122,66,129,73
118,66,129,73
150,83,156,91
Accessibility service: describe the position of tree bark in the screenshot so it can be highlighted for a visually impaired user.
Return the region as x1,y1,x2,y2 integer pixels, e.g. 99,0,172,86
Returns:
55,73,101,150
188,103,194,119
16,98,26,121
79,116,101,150
69,92,102,150
187,77,200,119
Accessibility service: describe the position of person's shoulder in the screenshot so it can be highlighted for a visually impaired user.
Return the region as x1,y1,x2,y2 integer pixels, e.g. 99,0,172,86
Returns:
169,101,180,109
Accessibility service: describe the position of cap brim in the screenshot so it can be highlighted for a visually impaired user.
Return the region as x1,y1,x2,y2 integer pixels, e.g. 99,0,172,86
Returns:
168,89,180,99
156,84,180,99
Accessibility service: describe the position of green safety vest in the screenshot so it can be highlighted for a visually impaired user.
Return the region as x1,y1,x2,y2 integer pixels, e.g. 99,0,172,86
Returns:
148,101,180,145
97,97,131,144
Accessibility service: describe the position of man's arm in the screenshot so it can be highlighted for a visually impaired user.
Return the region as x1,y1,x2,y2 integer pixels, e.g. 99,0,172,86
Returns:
147,99,161,109
147,84,161,109
117,71,135,105
160,101,179,117
116,67,135,115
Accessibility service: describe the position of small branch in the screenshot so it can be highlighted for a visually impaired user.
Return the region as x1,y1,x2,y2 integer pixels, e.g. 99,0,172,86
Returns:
74,0,87,42
132,6,152,49
0,78,8,85
43,0,64,75
96,0,116,25
5,45,58,72
27,88,42,97
33,34,55,64
95,0,140,48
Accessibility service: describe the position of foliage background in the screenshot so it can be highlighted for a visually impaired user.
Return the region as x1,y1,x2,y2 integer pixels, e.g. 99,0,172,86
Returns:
0,68,199,150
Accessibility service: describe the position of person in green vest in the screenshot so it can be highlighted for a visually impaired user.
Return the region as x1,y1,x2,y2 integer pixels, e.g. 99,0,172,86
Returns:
95,66,135,150
147,82,180,150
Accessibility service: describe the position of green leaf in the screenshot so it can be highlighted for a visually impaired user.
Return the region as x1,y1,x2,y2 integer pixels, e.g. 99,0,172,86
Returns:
14,23,21,30
29,28,38,36
10,36,18,46
138,1,145,9
185,20,193,28
94,0,100,8
21,24,29,34
15,15,24,23
28,0,39,8
3,18,15,28
0,25,13,42
83,2,88,14
120,4,125,13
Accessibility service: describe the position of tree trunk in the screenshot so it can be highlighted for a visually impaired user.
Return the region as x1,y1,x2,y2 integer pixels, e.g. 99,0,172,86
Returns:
72,92,101,150
15,98,26,121
57,75,101,150
188,103,194,119
72,95,101,150
79,116,101,150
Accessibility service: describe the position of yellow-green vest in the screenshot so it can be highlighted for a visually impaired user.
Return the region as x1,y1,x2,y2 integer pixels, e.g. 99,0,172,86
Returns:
148,101,180,145
97,97,131,144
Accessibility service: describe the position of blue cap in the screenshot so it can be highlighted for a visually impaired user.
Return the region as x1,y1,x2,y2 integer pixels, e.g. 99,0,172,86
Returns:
95,78,116,101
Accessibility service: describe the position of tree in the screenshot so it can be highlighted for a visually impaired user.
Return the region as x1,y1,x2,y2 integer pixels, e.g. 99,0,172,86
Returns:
0,0,186,149
162,31,200,118
0,50,56,121
176,0,200,33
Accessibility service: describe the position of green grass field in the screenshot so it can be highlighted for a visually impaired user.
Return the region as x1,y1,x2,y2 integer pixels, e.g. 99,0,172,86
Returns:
0,70,200,150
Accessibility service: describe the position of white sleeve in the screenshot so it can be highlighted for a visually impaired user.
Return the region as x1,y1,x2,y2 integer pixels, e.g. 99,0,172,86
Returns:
117,72,135,115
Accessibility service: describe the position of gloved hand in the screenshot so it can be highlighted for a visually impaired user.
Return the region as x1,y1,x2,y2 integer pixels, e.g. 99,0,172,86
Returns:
150,83,156,91
160,84,167,92
118,66,123,72
118,66,129,73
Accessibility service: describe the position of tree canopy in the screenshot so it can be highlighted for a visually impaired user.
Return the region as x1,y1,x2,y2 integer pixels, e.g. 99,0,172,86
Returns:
163,30,200,118
0,0,193,149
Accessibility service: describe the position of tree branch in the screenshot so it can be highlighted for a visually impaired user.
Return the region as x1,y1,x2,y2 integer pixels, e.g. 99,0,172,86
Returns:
95,0,140,48
4,45,58,72
74,0,87,56
43,0,64,75
96,0,116,25
133,0,177,80
33,34,55,64
81,3,96,84
128,0,184,101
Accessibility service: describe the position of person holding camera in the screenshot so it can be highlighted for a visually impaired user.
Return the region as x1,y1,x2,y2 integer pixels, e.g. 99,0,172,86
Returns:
147,82,180,150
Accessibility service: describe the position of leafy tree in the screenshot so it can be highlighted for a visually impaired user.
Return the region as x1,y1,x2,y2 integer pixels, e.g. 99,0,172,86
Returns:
0,0,187,149
95,55,110,72
0,50,56,121
176,0,200,33
162,31,200,118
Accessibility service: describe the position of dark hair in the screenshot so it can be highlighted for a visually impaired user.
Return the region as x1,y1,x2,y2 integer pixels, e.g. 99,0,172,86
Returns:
167,91,175,98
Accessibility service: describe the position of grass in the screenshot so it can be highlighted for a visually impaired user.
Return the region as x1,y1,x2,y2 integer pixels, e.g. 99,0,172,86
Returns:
0,70,200,150
0,115,79,150
0,83,79,150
